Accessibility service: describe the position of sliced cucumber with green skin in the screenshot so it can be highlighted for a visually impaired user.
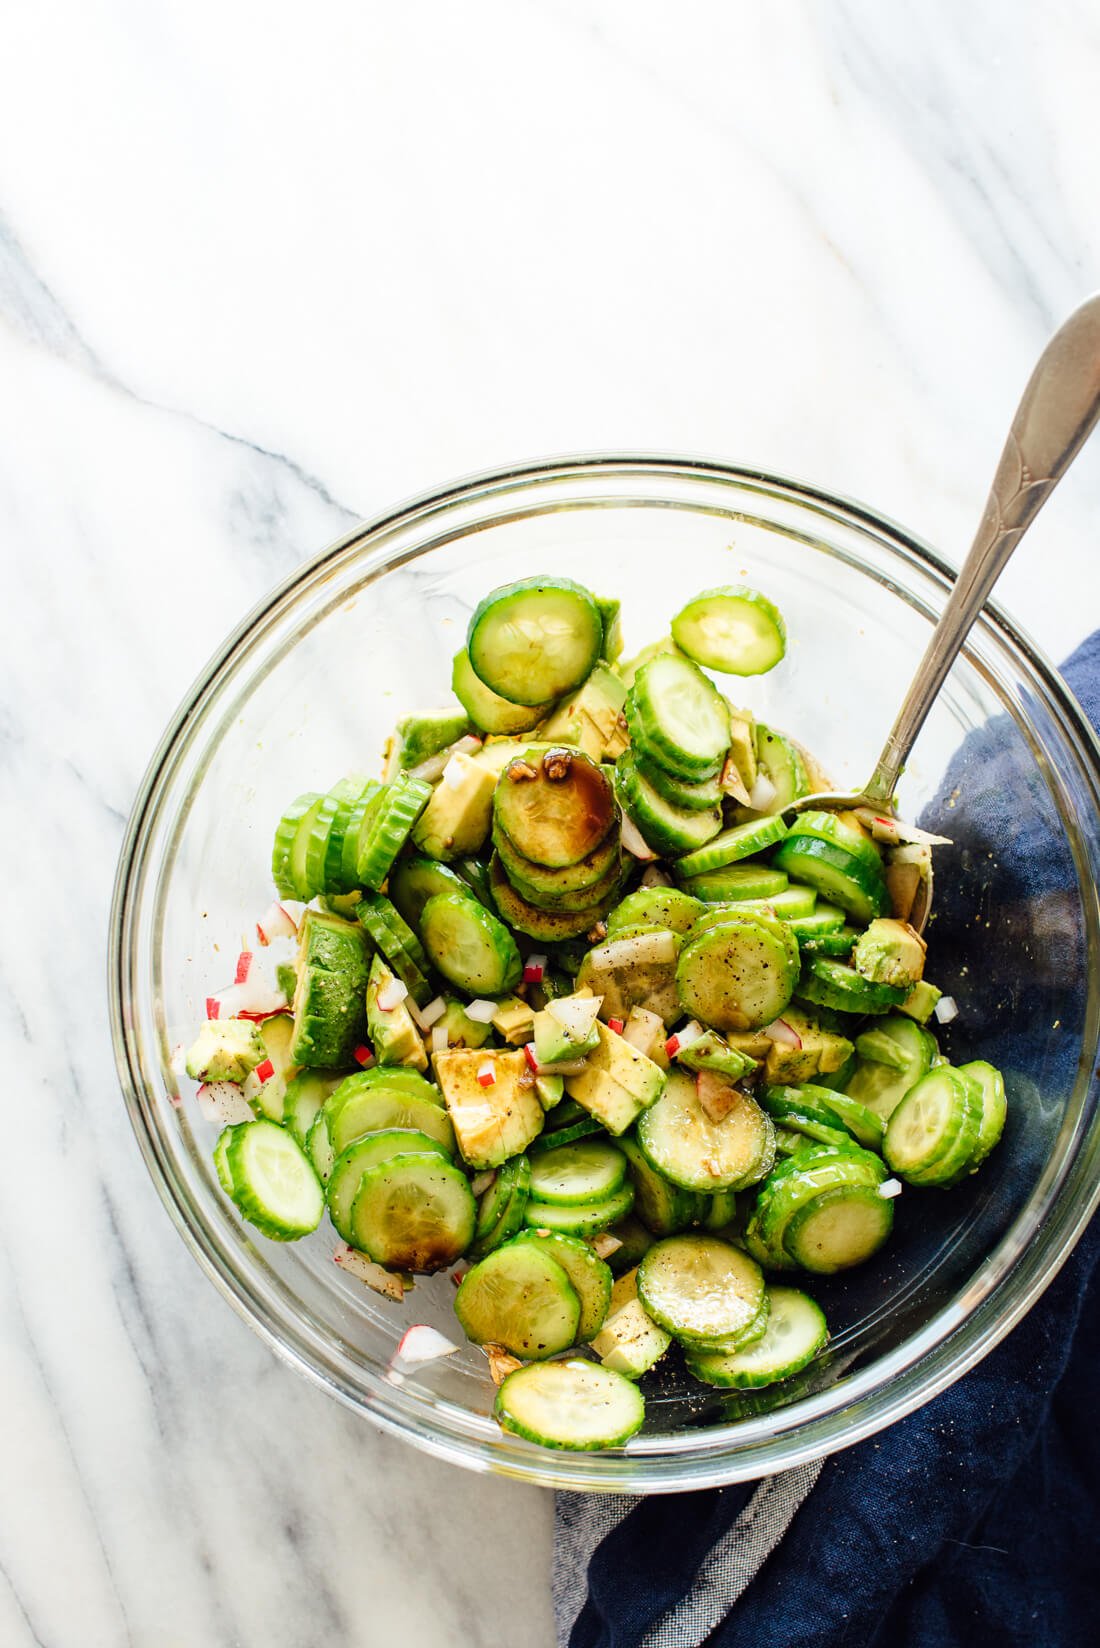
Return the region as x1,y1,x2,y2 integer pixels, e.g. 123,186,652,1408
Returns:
702,1188,739,1231
471,1155,532,1257
784,903,846,940
223,1120,324,1240
213,1128,237,1195
307,1109,336,1181
323,777,381,893
686,1286,827,1389
355,894,434,1005
511,1230,613,1340
330,1067,444,1105
388,855,476,930
633,744,725,812
607,887,705,937
489,855,608,941
773,835,889,924
810,1087,886,1149
755,1150,885,1263
676,916,800,1031
637,1070,775,1192
523,1181,635,1236
304,776,369,897
758,1093,854,1151
675,1289,771,1353
615,754,723,858
780,809,882,865
626,654,731,779
798,957,908,1016
493,821,621,912
529,1114,606,1150
730,885,817,921
340,788,379,890
801,925,859,960
843,1018,936,1118
452,648,550,734
528,1140,627,1207
454,855,494,907
753,725,809,813
675,815,789,879
272,791,323,899
324,1087,456,1158
494,749,615,869
356,775,433,890
596,595,623,662
467,577,603,706
326,1129,450,1241
420,890,522,995
638,1234,766,1345
883,1066,984,1186
619,1136,699,1236
349,1153,475,1271
495,1359,645,1450
283,1072,343,1148
678,864,790,903
671,585,786,676
455,1242,582,1358
958,1060,1007,1170
783,1182,894,1272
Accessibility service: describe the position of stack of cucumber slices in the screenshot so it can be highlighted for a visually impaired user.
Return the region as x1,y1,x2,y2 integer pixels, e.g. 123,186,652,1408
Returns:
183,572,1006,1454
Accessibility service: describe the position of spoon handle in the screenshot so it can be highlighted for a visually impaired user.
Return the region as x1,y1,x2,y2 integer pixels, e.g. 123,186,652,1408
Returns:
864,293,1100,808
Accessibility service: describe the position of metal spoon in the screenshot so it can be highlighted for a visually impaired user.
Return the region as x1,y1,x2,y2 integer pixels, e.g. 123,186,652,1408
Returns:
782,293,1100,930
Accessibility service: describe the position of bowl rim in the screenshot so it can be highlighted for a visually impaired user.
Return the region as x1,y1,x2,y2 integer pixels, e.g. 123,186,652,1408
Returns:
109,451,1100,1491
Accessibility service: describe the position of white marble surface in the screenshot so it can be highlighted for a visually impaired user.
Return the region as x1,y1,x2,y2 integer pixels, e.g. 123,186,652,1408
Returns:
3,2,1099,1644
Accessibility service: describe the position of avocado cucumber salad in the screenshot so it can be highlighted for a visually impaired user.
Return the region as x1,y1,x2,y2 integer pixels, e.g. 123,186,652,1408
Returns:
183,572,1005,1453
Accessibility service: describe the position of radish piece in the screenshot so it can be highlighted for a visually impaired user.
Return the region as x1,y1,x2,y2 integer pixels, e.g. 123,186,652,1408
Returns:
524,1042,539,1073
464,998,499,1024
256,902,298,945
665,1034,681,1058
406,996,430,1030
254,1058,275,1085
933,996,959,1024
607,1017,625,1035
376,977,409,1013
234,951,254,985
214,978,290,1021
855,808,952,849
523,954,547,984
333,1243,407,1301
392,1325,462,1368
196,1081,253,1125
418,996,447,1028
431,1025,449,1054
354,1045,375,1067
546,994,602,1042
476,1061,496,1088
763,1018,802,1049
620,810,657,861
673,1019,704,1049
470,1170,497,1197
748,772,777,812
592,1233,623,1260
206,996,221,1021
878,1178,904,1199
696,1070,739,1124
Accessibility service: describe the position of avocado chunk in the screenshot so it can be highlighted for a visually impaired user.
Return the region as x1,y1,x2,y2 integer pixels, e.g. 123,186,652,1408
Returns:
532,992,602,1065
676,1029,757,1083
290,910,371,1068
242,1014,299,1118
898,978,943,1024
490,994,535,1046
620,1005,669,1068
761,1005,853,1084
564,1021,666,1134
538,664,629,763
185,1018,267,1083
411,752,496,861
534,1073,565,1111
589,1291,671,1377
433,995,493,1050
432,1047,544,1167
365,954,428,1071
576,930,682,1025
391,706,471,772
852,918,927,989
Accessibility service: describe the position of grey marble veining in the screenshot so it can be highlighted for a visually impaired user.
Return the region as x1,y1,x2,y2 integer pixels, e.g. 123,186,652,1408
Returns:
2,2,1098,1644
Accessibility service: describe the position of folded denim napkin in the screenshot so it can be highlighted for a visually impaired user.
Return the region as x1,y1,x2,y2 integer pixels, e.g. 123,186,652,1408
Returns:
555,631,1100,1648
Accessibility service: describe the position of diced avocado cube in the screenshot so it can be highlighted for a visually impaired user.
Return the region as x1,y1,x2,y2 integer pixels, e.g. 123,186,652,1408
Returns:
620,1005,669,1068
411,753,495,861
854,1027,912,1071
589,1294,671,1378
532,993,602,1065
392,707,471,770
432,1048,544,1168
676,1029,756,1083
185,1018,267,1083
275,962,298,1000
562,1068,640,1135
242,1013,298,1119
898,978,942,1024
539,664,628,763
564,1021,666,1133
434,996,493,1050
535,1073,564,1111
760,1006,853,1084
490,994,535,1046
724,1029,773,1059
365,955,428,1071
852,919,927,989
575,930,681,1025
290,910,371,1068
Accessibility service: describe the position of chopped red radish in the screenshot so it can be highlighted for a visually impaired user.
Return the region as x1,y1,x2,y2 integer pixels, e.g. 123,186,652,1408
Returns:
523,954,547,984
470,1170,497,1197
392,1325,462,1368
418,995,447,1028
254,1058,275,1085
353,1045,375,1067
855,807,952,849
763,1017,802,1049
620,810,657,861
206,995,220,1020
195,1081,253,1125
212,977,290,1021
464,998,499,1024
431,1025,449,1054
234,950,254,985
748,772,777,812
524,1042,539,1073
878,1178,903,1199
933,996,959,1024
376,977,409,1013
333,1243,407,1301
665,1034,680,1057
607,1017,625,1035
255,902,298,945
695,1069,740,1123
591,1233,623,1259
477,1061,496,1088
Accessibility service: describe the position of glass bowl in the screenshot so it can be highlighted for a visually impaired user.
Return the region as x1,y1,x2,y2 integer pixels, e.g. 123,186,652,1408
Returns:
109,455,1100,1492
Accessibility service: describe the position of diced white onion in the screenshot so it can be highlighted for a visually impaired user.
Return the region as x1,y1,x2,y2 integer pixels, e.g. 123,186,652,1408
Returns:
393,1325,461,1367
933,996,959,1024
878,1178,904,1199
748,773,777,812
470,1171,497,1197
256,901,299,944
419,995,447,1027
592,1233,623,1259
464,998,499,1024
619,810,657,861
376,978,409,1012
431,1025,450,1053
334,1244,407,1300
442,755,469,790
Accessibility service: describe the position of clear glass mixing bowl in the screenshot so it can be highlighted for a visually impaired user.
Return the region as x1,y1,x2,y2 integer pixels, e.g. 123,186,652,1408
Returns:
109,455,1100,1491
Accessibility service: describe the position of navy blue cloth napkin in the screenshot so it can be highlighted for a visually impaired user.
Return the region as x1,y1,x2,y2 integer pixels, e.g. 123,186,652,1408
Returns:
558,632,1100,1648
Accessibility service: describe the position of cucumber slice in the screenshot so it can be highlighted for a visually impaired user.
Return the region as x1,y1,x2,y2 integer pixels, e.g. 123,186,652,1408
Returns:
671,585,786,676
596,596,624,662
883,1066,984,1186
607,887,705,937
511,1230,613,1340
601,1213,655,1272
676,916,800,1031
958,1060,1007,1170
780,809,882,866
324,1086,456,1157
637,1234,766,1345
272,791,323,899
420,890,522,995
686,1286,827,1389
619,1136,699,1236
331,1067,445,1104
800,925,859,960
349,1153,475,1271
678,864,789,903
811,1088,886,1149
758,1094,853,1151
455,1243,582,1357
387,855,475,930
633,744,725,812
326,1129,450,1241
467,577,603,706
783,1182,894,1272
471,1155,532,1257
453,855,494,907
356,775,433,891
773,835,889,924
489,855,609,941
754,1149,885,1264
529,1114,605,1150
626,654,730,779
843,1017,936,1120
675,815,789,879
213,1128,237,1195
753,725,809,812
323,777,381,894
307,1109,335,1182
798,957,908,1016
494,1360,645,1450
283,1071,343,1147
702,1188,739,1231
303,776,368,896
637,1070,775,1192
355,893,434,1005
493,819,621,909
615,751,723,856
784,903,846,940
523,1181,635,1236
528,1140,627,1207
494,749,615,869
730,885,817,921
451,649,549,734
224,1120,324,1240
